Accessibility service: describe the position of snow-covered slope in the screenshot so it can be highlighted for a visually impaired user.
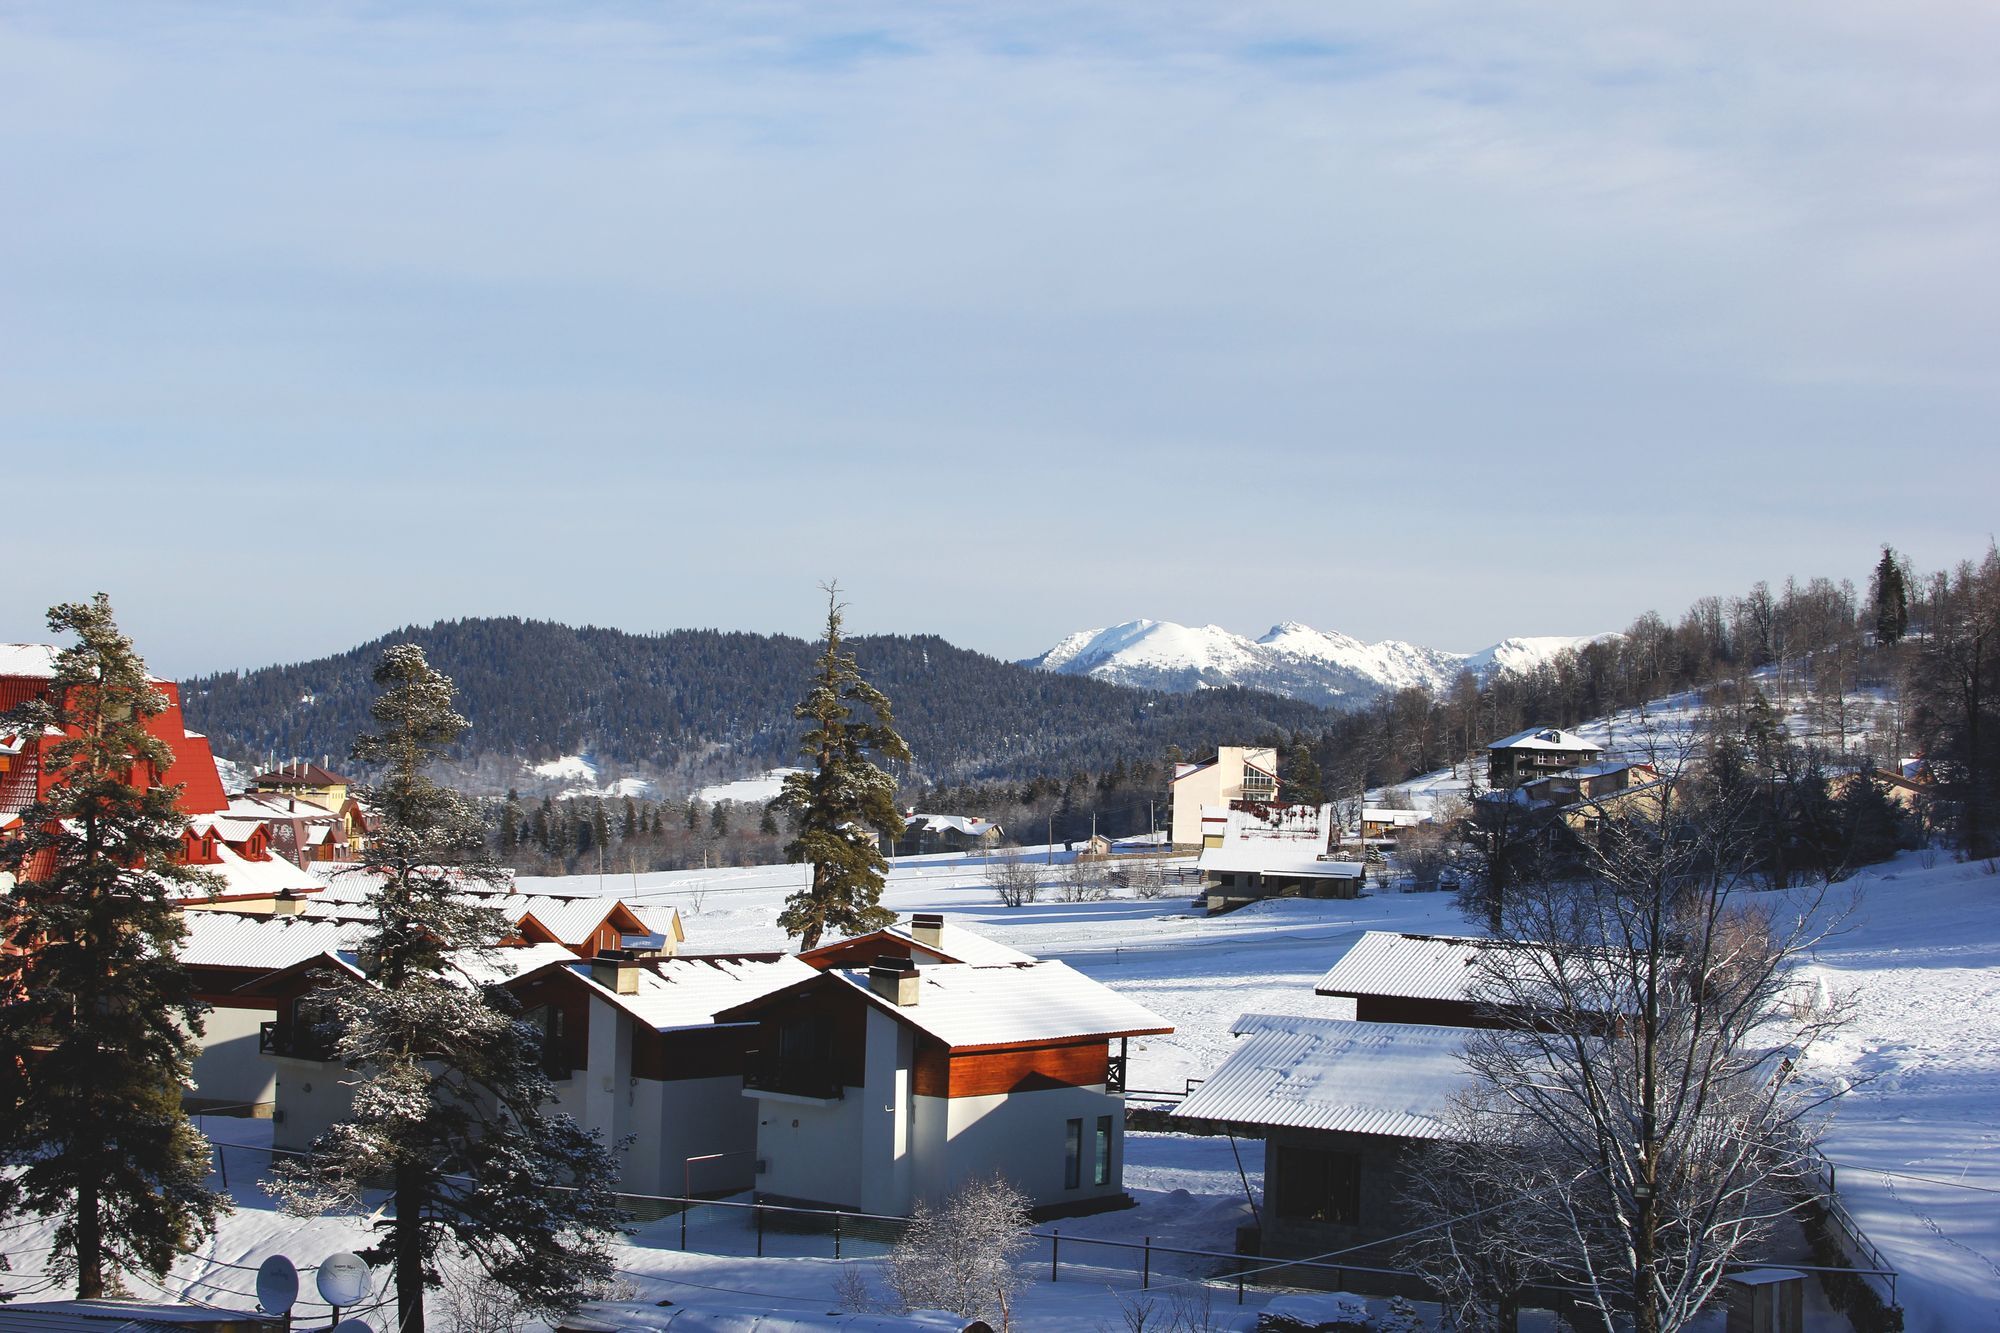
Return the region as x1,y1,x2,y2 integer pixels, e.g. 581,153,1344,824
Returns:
1023,620,1612,706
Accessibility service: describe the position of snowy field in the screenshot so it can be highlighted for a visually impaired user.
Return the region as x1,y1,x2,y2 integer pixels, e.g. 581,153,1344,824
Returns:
5,847,1994,1329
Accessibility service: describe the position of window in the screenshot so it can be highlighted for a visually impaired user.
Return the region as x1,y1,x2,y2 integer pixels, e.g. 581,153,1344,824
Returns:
1275,1145,1361,1224
1094,1115,1112,1186
1064,1118,1082,1189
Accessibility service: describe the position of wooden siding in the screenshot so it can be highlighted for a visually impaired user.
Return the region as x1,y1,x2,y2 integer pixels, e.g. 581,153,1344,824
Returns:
913,1036,1108,1098
633,1024,752,1082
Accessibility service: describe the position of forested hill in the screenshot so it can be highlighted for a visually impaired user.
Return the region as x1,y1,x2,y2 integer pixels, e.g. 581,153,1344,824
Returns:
180,617,1337,792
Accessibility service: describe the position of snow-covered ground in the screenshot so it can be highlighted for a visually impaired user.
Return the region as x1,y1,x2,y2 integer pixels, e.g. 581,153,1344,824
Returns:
695,768,807,806
523,753,662,801
6,845,1991,1329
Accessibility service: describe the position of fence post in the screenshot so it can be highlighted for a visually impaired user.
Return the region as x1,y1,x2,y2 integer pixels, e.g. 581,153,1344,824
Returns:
756,1204,764,1258
834,1211,842,1260
1050,1230,1059,1283
680,1199,687,1251
1237,1272,1244,1305
215,1143,228,1190
1142,1236,1150,1289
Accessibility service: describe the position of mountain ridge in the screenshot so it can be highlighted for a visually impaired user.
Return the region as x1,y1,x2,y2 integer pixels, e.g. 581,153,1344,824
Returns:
1022,619,1614,705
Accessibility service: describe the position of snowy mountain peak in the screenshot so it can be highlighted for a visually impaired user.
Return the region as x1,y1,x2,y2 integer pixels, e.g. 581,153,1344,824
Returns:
1023,620,1615,708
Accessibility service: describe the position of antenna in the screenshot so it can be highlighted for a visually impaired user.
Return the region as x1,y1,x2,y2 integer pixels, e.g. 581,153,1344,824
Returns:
255,1255,299,1316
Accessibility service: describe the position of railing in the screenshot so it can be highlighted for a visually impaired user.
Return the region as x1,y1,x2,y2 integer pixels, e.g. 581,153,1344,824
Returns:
742,1063,844,1102
1803,1143,1900,1306
257,1020,337,1062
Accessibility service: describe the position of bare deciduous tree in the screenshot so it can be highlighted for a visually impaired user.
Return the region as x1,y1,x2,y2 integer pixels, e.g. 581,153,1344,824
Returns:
986,852,1042,907
1405,751,1851,1333
887,1174,1033,1329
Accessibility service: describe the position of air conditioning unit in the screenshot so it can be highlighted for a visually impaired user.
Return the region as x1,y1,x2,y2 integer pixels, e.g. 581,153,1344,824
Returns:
754,1159,769,1175
271,1109,286,1124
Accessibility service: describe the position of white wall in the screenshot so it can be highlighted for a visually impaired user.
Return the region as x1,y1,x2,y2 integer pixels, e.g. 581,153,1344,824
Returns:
189,1004,277,1108
751,1087,867,1209
270,1058,357,1155
937,1083,1125,1210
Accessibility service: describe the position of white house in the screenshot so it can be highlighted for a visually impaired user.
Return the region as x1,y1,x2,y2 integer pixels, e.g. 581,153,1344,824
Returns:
718,958,1172,1218
1196,802,1362,910
1169,747,1278,847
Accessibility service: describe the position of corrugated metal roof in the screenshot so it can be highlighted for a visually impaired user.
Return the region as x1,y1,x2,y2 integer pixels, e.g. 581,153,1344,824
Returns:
175,912,364,969
585,955,819,1032
1313,930,1498,1001
1173,1014,1471,1139
825,960,1171,1050
888,921,1034,966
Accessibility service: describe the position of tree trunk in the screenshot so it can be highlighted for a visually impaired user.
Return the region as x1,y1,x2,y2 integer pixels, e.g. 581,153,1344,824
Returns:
76,1177,102,1299
395,1164,427,1333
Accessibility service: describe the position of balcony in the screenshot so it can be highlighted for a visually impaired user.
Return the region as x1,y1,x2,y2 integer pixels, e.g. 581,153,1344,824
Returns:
259,1020,339,1062
743,1060,844,1103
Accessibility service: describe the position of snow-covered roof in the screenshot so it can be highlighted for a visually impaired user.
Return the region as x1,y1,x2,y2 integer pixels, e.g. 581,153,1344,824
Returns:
174,912,364,970
1360,807,1432,826
228,791,341,819
884,920,1034,966
1173,1014,1472,1138
905,813,1000,838
577,955,819,1033
1313,931,1500,1001
515,894,634,945
253,761,350,787
1487,727,1602,753
819,961,1171,1051
801,919,1036,967
454,943,584,987
0,645,62,678
1199,843,1362,879
173,839,323,901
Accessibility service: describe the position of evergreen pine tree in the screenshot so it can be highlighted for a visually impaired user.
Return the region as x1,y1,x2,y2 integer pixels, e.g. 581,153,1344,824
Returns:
758,805,780,837
1281,740,1324,805
771,587,912,950
1871,546,1910,647
0,595,228,1298
684,797,701,832
273,645,624,1333
621,798,637,841
709,802,730,838
591,800,611,854
500,789,523,851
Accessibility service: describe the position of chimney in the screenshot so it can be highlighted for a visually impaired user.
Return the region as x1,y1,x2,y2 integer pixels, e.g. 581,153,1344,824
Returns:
271,889,304,917
590,949,642,996
868,955,920,1007
908,913,944,950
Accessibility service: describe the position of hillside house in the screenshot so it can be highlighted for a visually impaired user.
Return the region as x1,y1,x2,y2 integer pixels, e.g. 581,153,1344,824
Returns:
1169,746,1278,847
1486,726,1603,786
0,643,230,823
1359,807,1433,841
252,942,589,1154
890,813,1004,857
500,951,818,1196
1173,1014,1473,1278
251,760,353,811
717,958,1171,1218
1198,802,1363,910
175,912,364,1110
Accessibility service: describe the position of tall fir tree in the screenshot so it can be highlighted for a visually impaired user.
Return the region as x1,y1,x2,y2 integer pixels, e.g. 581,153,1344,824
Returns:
770,587,912,950
1871,546,1910,647
1281,739,1324,805
0,595,227,1297
273,645,624,1333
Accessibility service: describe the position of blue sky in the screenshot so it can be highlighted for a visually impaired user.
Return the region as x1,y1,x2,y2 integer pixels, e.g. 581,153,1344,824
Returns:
5,2,1997,678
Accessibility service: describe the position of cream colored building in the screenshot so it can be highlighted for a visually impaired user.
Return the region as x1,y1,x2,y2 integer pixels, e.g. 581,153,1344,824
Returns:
1169,746,1278,847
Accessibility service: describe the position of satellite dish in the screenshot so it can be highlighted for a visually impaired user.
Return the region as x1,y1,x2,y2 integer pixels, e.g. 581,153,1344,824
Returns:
332,1320,374,1333
255,1255,300,1315
316,1251,371,1308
